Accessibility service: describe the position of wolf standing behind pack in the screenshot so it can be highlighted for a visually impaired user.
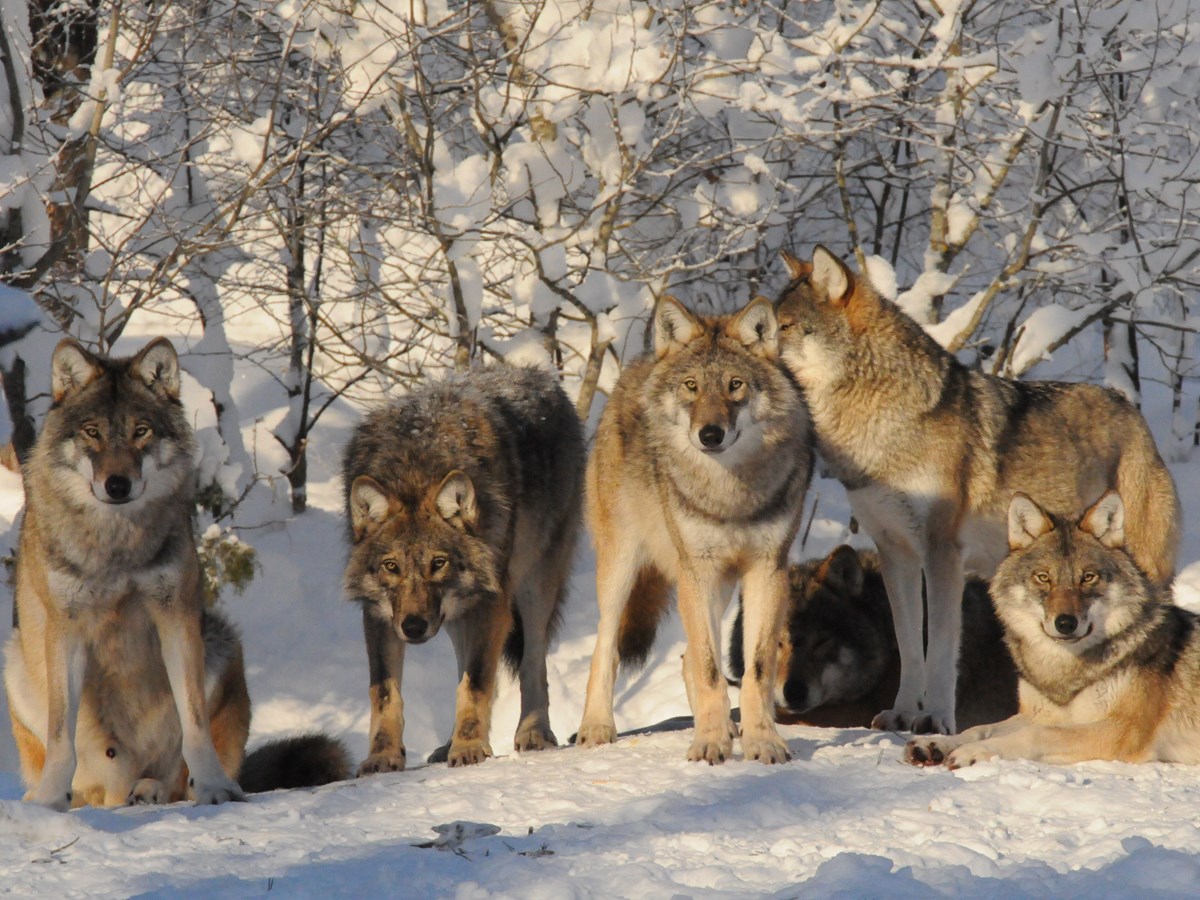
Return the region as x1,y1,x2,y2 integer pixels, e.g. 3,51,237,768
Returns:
342,367,583,771
775,246,1180,736
576,296,812,764
908,491,1200,768
5,338,348,811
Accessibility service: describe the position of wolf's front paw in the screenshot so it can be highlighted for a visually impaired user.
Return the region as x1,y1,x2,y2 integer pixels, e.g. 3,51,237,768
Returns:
946,741,998,770
873,707,955,735
575,721,617,748
190,775,245,805
514,724,558,753
446,740,493,767
905,736,960,766
127,778,167,805
687,732,734,765
357,751,406,776
742,733,790,765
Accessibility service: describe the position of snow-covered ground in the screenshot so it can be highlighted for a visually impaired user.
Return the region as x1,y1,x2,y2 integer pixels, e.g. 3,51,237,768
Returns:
3,337,1200,898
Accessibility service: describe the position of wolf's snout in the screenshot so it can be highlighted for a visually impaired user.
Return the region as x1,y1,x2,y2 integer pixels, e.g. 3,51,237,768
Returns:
1054,614,1078,636
780,678,809,713
400,615,429,641
698,425,725,449
105,475,132,502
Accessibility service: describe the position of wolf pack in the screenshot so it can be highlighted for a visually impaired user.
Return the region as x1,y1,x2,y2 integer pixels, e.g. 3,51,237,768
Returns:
4,244,1196,814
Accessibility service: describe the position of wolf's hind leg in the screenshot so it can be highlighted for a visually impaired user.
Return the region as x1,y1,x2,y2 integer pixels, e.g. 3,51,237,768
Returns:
868,537,927,732
918,536,964,735
512,565,567,752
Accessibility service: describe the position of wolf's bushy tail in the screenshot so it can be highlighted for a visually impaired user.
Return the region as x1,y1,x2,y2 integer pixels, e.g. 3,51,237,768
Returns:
238,733,352,794
616,567,673,671
1115,423,1181,588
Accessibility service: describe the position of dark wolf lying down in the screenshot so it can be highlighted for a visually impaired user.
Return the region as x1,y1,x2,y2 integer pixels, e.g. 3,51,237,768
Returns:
729,545,1018,732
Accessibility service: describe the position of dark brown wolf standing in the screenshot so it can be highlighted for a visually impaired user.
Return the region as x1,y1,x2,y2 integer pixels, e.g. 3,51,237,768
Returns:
343,366,584,770
774,246,1180,735
4,338,348,810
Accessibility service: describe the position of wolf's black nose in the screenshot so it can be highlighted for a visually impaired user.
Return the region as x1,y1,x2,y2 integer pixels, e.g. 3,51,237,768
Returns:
105,475,132,501
698,425,725,448
781,679,808,712
1054,614,1078,635
400,615,428,640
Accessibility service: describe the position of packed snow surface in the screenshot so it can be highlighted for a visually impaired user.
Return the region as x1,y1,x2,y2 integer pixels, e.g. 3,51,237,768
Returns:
3,448,1200,897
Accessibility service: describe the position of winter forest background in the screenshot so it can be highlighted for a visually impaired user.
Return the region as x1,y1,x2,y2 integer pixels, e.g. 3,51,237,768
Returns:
6,2,1200,894
2,0,1199,517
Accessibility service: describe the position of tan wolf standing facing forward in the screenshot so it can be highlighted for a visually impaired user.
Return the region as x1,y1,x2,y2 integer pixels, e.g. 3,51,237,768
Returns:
775,246,1180,735
342,367,584,771
5,338,348,811
907,491,1200,769
576,296,812,764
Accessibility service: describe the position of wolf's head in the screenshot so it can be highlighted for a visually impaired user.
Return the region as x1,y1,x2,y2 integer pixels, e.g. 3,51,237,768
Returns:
39,337,195,508
344,471,502,643
774,246,875,390
646,294,796,461
774,545,891,713
992,491,1151,650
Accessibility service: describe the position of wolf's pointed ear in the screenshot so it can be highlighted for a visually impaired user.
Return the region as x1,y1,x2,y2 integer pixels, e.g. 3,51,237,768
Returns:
131,337,182,399
818,544,865,598
1080,491,1125,548
350,475,392,540
1008,492,1054,550
653,296,702,358
50,339,104,402
435,470,478,530
781,251,813,281
810,246,852,307
729,296,779,356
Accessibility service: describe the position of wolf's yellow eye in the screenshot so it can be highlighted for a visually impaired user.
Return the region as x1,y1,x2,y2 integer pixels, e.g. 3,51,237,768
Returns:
1081,571,1097,584
381,560,400,574
134,424,152,439
683,379,697,392
1033,571,1050,584
83,425,101,440
430,557,448,573
729,378,744,391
